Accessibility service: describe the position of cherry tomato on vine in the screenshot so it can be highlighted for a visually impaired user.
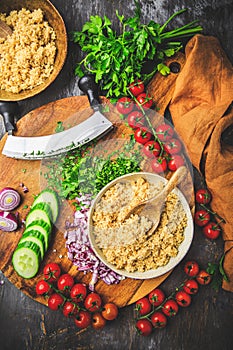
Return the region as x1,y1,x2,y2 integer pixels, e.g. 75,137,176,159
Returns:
175,290,191,307
195,188,212,205
102,303,119,321
134,127,152,144
184,261,200,277
63,301,79,318
151,156,167,173
70,283,87,303
136,319,153,336
135,297,152,316
92,312,106,330
148,288,165,307
84,292,102,312
36,280,52,296
167,155,184,171
151,311,167,328
203,222,221,239
163,138,182,155
116,97,134,115
156,124,174,142
162,299,179,317
196,270,212,285
57,273,74,293
183,279,199,295
43,262,61,282
136,92,153,110
194,209,210,227
74,311,92,329
142,140,161,158
129,80,145,97
47,293,64,311
127,111,145,129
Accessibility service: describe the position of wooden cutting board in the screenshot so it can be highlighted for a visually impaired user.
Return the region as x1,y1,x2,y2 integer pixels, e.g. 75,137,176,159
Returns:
0,53,191,308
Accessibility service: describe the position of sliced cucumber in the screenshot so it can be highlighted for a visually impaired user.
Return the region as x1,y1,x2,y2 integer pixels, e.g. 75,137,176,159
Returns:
19,231,45,259
25,202,52,228
32,189,59,223
12,241,41,279
24,220,51,250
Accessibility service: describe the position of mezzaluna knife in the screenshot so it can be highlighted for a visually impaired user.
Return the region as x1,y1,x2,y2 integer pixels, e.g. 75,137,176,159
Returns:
1,76,113,160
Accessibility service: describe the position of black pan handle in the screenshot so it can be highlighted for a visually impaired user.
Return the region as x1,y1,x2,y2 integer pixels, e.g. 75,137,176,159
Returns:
78,75,100,111
0,101,19,134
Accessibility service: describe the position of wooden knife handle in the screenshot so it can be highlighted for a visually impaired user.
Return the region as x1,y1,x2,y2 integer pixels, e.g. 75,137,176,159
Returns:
0,101,19,134
78,75,100,111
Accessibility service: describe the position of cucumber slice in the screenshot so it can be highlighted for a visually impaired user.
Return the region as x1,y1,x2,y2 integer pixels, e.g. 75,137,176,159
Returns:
32,189,59,223
25,203,52,228
24,220,51,250
19,231,45,258
12,241,41,279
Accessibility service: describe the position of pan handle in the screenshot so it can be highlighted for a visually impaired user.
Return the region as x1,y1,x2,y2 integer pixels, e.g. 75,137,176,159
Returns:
0,101,19,134
78,75,100,111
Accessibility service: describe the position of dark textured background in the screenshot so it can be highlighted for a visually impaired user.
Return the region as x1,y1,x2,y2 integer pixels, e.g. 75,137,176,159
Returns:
0,1,233,349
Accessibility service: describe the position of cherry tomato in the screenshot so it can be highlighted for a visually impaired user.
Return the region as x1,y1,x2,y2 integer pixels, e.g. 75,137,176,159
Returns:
92,312,106,330
134,127,152,144
151,311,167,328
142,140,161,158
136,319,153,336
63,301,79,317
116,97,134,115
127,111,145,129
196,270,212,285
184,261,200,277
84,292,102,312
183,279,199,295
203,222,221,239
129,80,145,97
175,290,191,307
57,273,74,293
148,288,165,307
163,138,182,155
156,124,174,142
167,155,184,171
36,280,52,296
74,310,92,329
70,283,87,303
195,188,212,205
102,303,118,321
162,299,179,317
194,209,210,227
43,262,61,282
136,92,153,110
47,293,64,311
151,157,167,173
135,297,152,316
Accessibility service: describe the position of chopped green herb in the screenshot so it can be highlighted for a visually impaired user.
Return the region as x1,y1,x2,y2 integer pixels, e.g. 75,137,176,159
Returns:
55,121,65,133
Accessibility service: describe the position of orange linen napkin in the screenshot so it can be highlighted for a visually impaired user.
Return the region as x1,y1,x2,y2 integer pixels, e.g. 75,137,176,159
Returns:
169,34,233,291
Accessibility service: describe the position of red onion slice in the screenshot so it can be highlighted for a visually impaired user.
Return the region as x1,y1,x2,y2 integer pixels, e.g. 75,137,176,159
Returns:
0,211,18,231
0,187,21,211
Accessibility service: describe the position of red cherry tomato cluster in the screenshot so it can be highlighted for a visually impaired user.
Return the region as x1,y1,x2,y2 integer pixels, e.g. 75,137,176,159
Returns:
35,262,118,330
135,260,211,336
194,187,223,240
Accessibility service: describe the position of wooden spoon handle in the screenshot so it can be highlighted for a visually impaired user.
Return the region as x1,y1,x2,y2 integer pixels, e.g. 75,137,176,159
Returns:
156,166,187,201
0,19,12,39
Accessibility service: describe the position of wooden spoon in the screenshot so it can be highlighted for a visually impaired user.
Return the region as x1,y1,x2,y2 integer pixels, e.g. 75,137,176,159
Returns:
122,166,187,233
0,19,12,39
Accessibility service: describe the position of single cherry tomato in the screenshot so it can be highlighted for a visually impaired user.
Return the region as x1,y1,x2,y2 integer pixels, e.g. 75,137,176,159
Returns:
129,80,145,97
203,222,221,239
47,293,64,311
92,312,107,330
142,140,161,158
102,303,118,321
151,156,167,173
62,301,79,318
84,292,102,312
175,290,191,307
116,97,134,115
195,188,212,205
151,311,167,328
163,138,182,155
74,311,92,329
136,92,153,110
135,297,152,316
167,155,184,171
70,283,87,303
162,299,179,317
194,209,210,227
183,279,199,295
127,111,145,129
57,273,74,293
134,127,152,144
184,261,200,277
196,270,212,285
43,262,61,282
148,288,165,307
136,319,153,336
156,124,174,142
36,279,52,296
